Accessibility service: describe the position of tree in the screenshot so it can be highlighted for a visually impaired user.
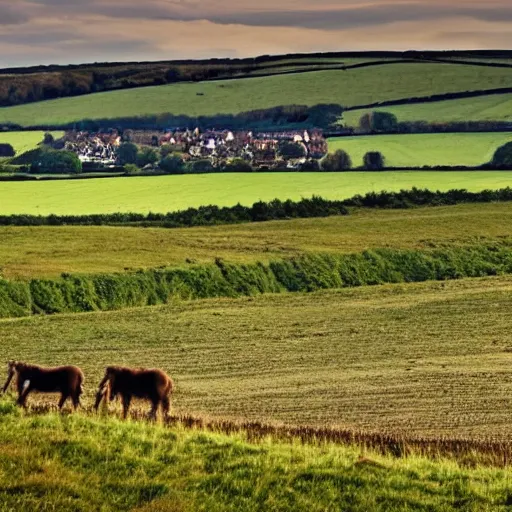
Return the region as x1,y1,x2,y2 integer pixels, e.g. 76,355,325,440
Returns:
277,141,306,160
0,144,15,157
136,147,159,167
43,133,54,145
187,159,214,174
159,154,185,174
363,151,385,170
321,150,352,171
117,142,138,165
359,111,398,133
30,149,82,174
299,159,320,171
491,142,512,167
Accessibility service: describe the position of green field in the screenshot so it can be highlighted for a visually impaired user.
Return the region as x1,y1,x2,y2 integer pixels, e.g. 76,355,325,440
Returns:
1,407,510,512
1,63,511,126
1,172,512,215
3,276,512,440
2,202,512,279
328,133,512,167
0,131,63,161
343,94,512,127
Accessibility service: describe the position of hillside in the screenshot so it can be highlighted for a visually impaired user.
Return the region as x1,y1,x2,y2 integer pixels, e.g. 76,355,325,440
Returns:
1,63,512,127
1,202,512,279
328,133,512,167
1,171,512,215
343,93,512,127
1,404,510,511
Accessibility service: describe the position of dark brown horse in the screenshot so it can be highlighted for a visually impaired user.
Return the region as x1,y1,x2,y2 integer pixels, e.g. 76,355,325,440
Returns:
94,366,174,420
2,361,84,410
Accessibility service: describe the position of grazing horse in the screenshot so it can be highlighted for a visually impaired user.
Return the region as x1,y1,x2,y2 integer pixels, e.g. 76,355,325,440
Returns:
94,366,174,420
2,361,84,410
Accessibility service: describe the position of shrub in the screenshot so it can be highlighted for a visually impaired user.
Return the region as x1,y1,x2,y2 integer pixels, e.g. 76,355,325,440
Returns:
187,159,214,174
0,144,15,158
278,141,306,160
363,152,385,170
43,133,55,145
136,147,159,168
359,111,399,133
30,149,82,174
223,158,253,172
299,159,321,171
159,154,185,174
117,142,138,165
491,142,512,168
321,150,352,171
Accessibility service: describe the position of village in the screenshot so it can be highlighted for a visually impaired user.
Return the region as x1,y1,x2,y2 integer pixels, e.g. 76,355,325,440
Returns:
59,128,328,169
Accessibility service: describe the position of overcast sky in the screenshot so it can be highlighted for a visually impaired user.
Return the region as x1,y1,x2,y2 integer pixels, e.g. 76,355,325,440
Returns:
1,0,511,67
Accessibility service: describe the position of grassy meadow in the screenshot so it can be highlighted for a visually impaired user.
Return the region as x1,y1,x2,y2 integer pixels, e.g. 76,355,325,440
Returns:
1,172,512,215
343,93,512,127
3,276,512,439
1,63,511,126
0,131,63,161
1,407,511,512
1,202,512,279
328,133,512,167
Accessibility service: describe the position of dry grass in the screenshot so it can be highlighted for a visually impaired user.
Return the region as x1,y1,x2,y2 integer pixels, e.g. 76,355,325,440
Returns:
2,202,512,279
3,276,512,440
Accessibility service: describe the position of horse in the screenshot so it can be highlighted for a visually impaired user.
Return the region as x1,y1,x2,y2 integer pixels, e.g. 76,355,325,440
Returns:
2,361,84,410
94,366,174,420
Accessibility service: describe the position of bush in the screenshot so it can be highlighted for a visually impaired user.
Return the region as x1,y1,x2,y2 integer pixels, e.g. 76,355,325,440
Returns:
321,150,352,171
491,142,512,168
278,141,306,160
299,159,320,171
30,149,82,174
0,144,15,157
363,152,385,170
223,158,253,172
187,159,214,174
360,112,398,133
136,147,159,168
43,133,54,145
117,142,138,165
159,154,185,174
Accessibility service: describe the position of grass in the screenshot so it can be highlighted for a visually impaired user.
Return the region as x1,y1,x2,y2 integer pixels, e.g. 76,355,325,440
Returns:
3,276,512,440
1,63,511,126
2,202,512,279
1,407,511,511
0,131,63,161
343,93,512,127
1,172,512,215
328,133,512,167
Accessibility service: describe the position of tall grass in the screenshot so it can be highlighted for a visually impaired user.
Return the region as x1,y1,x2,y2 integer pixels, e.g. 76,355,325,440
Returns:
2,243,512,318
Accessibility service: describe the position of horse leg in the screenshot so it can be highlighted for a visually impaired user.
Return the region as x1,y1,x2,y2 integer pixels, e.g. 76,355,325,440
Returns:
72,391,81,410
149,399,159,421
162,396,171,421
17,380,32,408
121,394,132,419
58,393,70,410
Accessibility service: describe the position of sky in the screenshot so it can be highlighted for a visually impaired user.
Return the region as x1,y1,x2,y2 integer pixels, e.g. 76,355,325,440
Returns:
1,0,511,67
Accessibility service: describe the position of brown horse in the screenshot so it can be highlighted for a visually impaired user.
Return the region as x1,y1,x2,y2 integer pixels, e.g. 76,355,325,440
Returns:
2,361,84,410
94,366,174,420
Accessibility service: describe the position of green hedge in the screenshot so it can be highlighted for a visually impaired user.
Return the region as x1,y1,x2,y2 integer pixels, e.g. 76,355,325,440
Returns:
2,243,512,318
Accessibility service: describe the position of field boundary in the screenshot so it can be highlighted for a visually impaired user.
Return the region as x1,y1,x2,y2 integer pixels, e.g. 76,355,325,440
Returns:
2,243,512,318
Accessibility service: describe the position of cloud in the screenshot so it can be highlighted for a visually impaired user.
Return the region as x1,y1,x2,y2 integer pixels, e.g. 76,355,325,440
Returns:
0,5,30,25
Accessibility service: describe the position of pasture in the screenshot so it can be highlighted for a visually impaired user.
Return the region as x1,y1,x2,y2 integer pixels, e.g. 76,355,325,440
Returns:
1,408,510,511
1,172,512,215
1,63,511,126
0,131,63,161
2,202,512,279
3,276,512,440
343,93,512,127
328,133,512,167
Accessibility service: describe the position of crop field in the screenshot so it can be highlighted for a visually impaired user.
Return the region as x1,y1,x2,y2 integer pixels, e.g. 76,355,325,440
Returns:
1,63,511,126
1,171,512,215
328,133,512,167
0,131,63,161
3,276,512,440
2,202,512,279
343,93,512,127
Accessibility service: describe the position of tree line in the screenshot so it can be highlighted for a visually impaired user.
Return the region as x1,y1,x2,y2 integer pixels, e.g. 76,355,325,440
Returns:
2,188,512,228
